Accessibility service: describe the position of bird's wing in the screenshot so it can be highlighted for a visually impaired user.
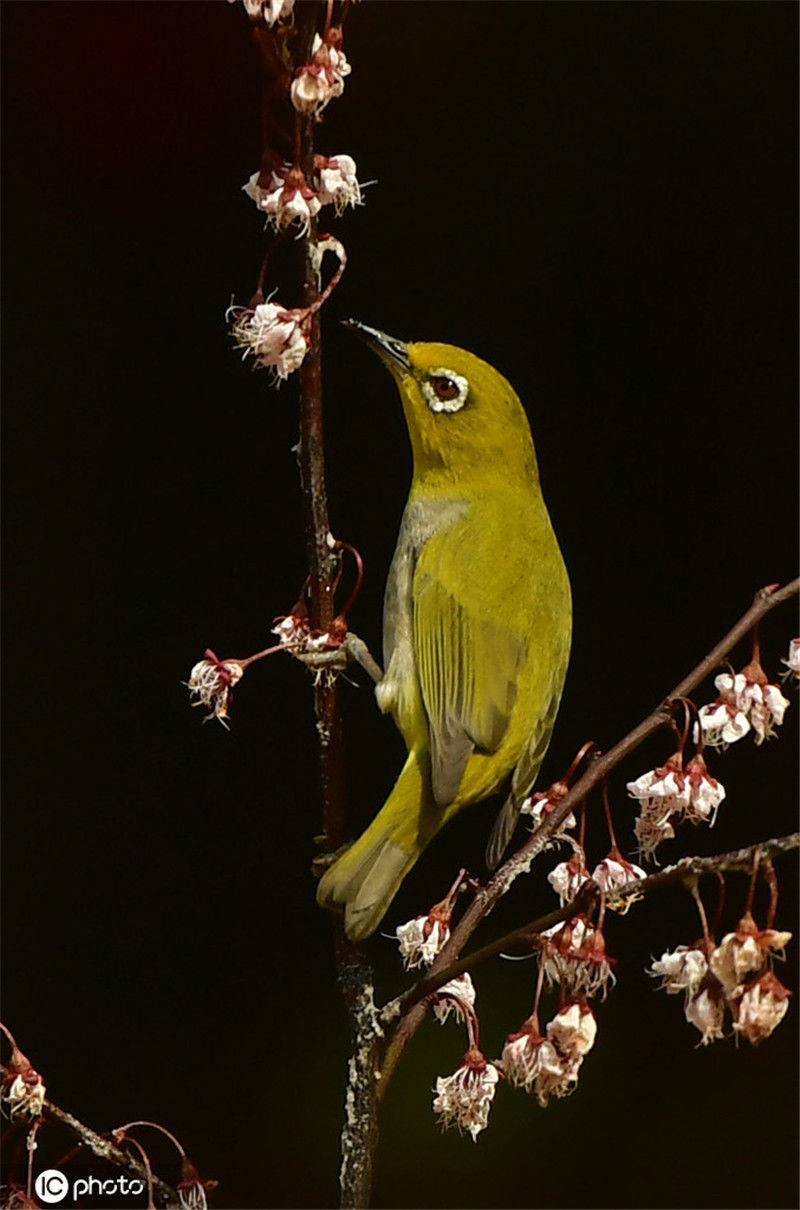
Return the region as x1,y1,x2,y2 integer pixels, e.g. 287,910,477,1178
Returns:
484,687,562,869
413,559,527,806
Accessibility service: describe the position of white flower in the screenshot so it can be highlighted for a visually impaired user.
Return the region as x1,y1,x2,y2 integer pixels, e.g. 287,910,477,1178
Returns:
229,0,295,23
709,912,793,993
781,638,800,680
278,180,321,236
695,699,751,748
748,683,790,743
229,302,308,380
291,67,335,116
592,850,646,912
395,914,450,971
501,1024,559,1093
272,613,310,646
546,1001,597,1058
520,784,576,832
682,754,726,825
532,1048,583,1107
627,761,691,814
685,985,726,1045
187,652,244,727
731,972,791,1045
315,154,362,214
433,1048,499,1141
432,972,476,1025
547,853,589,905
242,167,286,219
243,166,320,235
696,663,789,747
3,1072,45,1120
649,945,708,997
290,31,351,118
542,916,616,999
633,807,676,862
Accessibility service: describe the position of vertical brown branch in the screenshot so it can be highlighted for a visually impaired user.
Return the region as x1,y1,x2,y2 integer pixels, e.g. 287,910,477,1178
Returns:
291,6,379,1205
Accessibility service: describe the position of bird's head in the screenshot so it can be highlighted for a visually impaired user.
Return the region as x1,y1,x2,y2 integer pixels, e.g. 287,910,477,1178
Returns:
344,321,539,488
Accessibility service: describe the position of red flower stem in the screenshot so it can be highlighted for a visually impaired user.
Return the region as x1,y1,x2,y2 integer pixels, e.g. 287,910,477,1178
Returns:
564,740,600,784
744,847,761,915
118,1136,156,1210
114,1120,186,1159
441,868,467,913
709,872,726,937
530,951,546,1024
762,858,779,929
690,881,713,955
601,781,618,851
751,620,762,665
334,540,364,619
577,803,586,851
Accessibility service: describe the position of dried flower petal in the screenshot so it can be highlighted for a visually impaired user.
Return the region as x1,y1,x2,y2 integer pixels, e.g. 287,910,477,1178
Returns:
709,911,793,993
187,651,244,727
731,971,791,1045
500,1021,559,1093
432,972,476,1025
547,851,589,905
433,1046,498,1141
592,849,646,912
315,154,363,214
781,638,800,680
395,915,450,971
649,945,708,997
229,302,308,380
685,984,726,1045
546,1000,597,1058
228,0,295,25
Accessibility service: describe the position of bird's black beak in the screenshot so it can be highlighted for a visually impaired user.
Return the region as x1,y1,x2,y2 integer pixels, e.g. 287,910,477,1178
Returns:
342,319,411,371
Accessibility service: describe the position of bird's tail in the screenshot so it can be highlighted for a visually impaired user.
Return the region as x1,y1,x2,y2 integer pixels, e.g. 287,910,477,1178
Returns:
317,751,435,941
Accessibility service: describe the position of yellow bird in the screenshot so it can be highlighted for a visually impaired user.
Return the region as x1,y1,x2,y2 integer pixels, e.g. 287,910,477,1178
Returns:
317,324,572,940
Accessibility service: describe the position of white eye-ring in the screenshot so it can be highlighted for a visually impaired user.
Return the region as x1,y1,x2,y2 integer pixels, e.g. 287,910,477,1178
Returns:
422,367,469,414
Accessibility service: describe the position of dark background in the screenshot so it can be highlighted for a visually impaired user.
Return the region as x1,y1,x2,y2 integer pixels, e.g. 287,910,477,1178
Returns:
2,3,798,1208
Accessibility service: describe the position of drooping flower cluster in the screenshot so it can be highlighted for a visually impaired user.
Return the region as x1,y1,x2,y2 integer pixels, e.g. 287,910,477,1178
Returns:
649,912,792,1046
627,751,726,860
432,1046,499,1142
228,301,309,380
396,911,450,971
186,650,245,727
501,999,597,1107
541,915,616,1000
591,847,647,912
290,28,351,117
696,662,790,749
520,780,577,835
1,1037,46,1121
243,156,363,234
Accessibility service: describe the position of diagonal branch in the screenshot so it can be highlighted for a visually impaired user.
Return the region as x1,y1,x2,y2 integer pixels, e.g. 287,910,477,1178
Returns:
0,1085,182,1209
376,576,799,1099
380,831,800,1020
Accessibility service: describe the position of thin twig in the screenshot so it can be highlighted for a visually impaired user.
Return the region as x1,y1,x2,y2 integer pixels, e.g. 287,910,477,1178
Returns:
0,1087,182,1209
376,576,799,1099
379,833,800,1021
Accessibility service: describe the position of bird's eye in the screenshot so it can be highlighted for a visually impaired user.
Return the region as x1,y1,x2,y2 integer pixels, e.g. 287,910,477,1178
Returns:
432,376,459,401
422,367,469,414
